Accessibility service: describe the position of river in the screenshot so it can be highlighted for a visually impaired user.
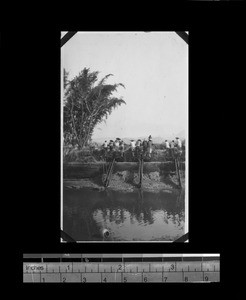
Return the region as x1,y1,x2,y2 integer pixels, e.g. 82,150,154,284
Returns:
63,187,185,241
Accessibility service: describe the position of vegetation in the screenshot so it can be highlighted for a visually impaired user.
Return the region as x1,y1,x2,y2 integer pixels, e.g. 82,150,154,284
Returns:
63,144,186,163
63,68,126,149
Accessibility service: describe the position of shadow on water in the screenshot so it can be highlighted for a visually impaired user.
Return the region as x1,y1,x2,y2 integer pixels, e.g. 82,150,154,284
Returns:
63,187,185,241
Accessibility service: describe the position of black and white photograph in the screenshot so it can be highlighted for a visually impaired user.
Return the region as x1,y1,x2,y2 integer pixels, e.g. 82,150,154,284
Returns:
61,31,188,242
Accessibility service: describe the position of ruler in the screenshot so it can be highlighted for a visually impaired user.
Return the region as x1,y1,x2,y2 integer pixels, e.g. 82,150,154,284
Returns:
23,254,220,283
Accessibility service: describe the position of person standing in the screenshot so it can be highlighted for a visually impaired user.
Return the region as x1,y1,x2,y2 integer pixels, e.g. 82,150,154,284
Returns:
175,137,182,159
119,140,125,158
175,137,182,150
103,140,108,156
170,140,175,158
147,136,153,158
114,138,120,151
109,140,114,151
130,139,136,158
164,140,170,157
165,140,170,149
142,139,148,155
103,140,108,149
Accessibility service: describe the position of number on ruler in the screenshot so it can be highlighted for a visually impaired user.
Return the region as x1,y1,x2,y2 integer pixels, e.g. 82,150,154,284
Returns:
184,277,188,282
170,264,175,271
164,277,167,282
103,277,107,283
143,276,148,283
82,277,86,283
123,277,127,283
205,276,208,281
63,277,66,282
42,277,45,282
118,264,122,271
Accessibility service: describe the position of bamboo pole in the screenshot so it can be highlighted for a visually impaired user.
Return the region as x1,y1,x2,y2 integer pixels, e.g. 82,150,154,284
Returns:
104,158,115,187
175,157,182,188
141,158,143,186
138,157,144,188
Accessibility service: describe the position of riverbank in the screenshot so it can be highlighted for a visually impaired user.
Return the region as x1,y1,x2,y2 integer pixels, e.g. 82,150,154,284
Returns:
63,161,185,179
63,146,185,163
64,170,185,192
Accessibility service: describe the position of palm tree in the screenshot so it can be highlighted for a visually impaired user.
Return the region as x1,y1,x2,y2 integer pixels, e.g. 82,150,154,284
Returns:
63,68,126,149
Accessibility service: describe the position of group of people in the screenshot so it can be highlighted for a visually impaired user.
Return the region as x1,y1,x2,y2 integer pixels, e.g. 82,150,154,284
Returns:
102,135,154,159
164,137,183,158
129,135,153,158
164,137,182,150
102,135,183,159
102,138,125,157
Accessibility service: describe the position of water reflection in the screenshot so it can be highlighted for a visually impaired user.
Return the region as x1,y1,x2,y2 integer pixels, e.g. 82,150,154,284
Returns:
63,188,185,241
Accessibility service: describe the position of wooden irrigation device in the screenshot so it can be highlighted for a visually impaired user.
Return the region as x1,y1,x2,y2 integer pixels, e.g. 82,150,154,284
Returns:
138,157,144,188
103,158,115,187
174,157,182,188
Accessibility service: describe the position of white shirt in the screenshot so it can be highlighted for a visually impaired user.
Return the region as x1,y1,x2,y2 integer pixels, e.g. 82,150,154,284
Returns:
165,141,170,148
130,141,136,148
176,139,182,147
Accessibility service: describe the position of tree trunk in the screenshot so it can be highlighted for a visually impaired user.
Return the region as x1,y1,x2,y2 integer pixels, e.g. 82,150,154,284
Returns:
81,118,93,149
71,100,80,148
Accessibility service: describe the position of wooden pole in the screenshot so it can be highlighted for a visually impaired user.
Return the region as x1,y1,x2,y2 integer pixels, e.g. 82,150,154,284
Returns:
175,157,182,188
104,158,115,187
141,158,144,185
138,157,143,188
138,159,141,188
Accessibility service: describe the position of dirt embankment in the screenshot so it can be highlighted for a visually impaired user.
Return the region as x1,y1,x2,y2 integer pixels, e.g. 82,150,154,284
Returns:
64,170,185,192
63,147,185,163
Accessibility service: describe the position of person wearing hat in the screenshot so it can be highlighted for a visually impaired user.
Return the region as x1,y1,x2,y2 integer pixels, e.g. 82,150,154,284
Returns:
175,137,182,151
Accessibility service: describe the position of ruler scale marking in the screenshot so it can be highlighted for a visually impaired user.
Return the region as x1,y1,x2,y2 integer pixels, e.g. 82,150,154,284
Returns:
23,254,220,283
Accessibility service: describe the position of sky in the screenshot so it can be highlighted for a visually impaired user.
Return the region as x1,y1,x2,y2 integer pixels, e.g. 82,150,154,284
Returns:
61,32,188,141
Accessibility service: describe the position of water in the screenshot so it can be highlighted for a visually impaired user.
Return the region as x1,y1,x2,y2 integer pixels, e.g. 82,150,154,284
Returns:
63,188,185,241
